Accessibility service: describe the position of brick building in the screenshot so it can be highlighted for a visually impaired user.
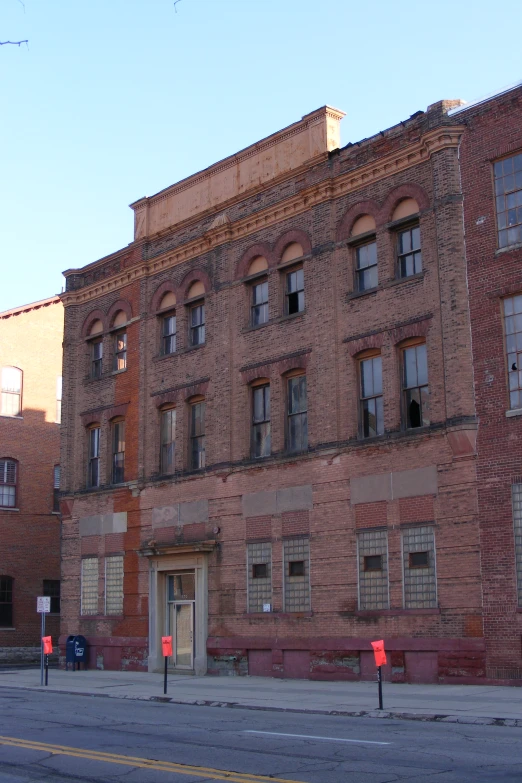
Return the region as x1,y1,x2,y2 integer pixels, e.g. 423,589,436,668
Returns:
456,82,522,681
0,296,63,663
60,102,485,682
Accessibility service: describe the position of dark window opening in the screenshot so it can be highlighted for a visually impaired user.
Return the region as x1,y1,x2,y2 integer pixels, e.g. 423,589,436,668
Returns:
403,344,429,428
288,560,305,577
252,563,268,579
190,303,205,346
43,579,60,614
364,554,383,571
91,340,103,378
88,426,100,488
160,408,176,474
112,420,125,484
190,401,205,470
360,356,384,438
409,551,429,568
398,225,422,278
285,268,304,315
251,280,269,326
287,375,308,452
162,314,176,355
0,576,13,627
252,384,271,458
356,240,378,292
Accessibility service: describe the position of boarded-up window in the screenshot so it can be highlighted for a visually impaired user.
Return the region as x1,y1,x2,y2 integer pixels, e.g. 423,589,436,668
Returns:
357,529,389,610
402,526,437,608
512,484,522,605
283,538,310,612
105,555,124,615
247,542,272,612
81,557,98,615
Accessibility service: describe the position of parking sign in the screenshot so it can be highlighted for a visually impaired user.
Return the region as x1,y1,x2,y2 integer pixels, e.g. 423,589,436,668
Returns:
37,596,51,613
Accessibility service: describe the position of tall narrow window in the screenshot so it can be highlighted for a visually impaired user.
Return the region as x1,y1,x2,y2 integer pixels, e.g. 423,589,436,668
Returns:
287,374,307,452
88,426,100,488
190,303,205,346
105,555,124,615
162,314,176,355
247,542,272,613
111,420,125,484
494,154,522,248
512,484,522,606
0,576,13,627
190,401,205,469
91,339,103,379
403,343,429,428
398,225,422,278
355,240,378,292
357,530,389,610
503,295,522,409
285,268,305,315
81,558,98,616
43,580,60,614
1,367,22,416
0,459,17,508
53,465,60,512
402,526,437,608
113,332,127,371
283,538,310,612
252,384,271,458
251,279,269,326
360,355,384,437
160,408,176,474
55,376,62,424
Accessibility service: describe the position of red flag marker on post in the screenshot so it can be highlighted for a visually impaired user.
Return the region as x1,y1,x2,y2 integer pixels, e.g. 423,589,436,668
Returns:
371,639,386,710
162,636,173,695
42,636,52,686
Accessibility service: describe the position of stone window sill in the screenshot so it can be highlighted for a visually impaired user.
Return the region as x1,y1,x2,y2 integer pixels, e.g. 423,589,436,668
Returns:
110,369,127,376
496,241,522,256
279,310,306,323
0,507,19,512
80,615,124,620
506,408,522,418
354,608,440,617
0,627,16,631
346,287,378,302
0,414,23,420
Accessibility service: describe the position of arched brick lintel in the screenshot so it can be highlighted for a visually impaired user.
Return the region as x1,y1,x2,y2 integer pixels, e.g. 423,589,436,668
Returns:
80,412,102,427
107,403,129,421
273,229,312,262
107,299,133,328
151,281,180,313
336,200,381,242
378,183,430,224
390,317,431,345
81,309,107,338
154,391,178,409
347,332,384,357
180,269,211,300
235,243,274,280
184,380,209,401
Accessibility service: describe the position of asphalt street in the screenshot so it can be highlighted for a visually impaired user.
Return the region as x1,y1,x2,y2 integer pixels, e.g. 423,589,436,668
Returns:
0,688,521,782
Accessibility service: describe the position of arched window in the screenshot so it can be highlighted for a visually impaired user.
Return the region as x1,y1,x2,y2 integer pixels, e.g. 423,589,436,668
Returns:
401,340,429,428
160,406,176,475
392,199,422,279
0,459,17,508
351,215,378,293
112,312,127,372
187,283,206,347
158,292,177,355
357,350,383,438
248,257,269,327
1,367,22,416
188,397,205,469
88,320,104,379
285,371,308,453
111,418,125,484
251,379,271,458
87,424,101,488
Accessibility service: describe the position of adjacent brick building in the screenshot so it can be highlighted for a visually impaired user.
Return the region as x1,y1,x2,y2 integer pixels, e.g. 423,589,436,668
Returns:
60,102,485,682
456,82,522,681
0,296,63,663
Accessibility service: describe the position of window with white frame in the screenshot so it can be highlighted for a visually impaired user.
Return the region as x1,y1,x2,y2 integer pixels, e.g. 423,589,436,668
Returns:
105,555,124,615
1,367,22,416
503,295,522,410
0,459,17,508
56,376,62,423
81,557,98,615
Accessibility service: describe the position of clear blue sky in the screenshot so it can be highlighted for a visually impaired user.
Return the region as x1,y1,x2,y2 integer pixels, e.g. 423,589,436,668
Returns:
1,0,521,312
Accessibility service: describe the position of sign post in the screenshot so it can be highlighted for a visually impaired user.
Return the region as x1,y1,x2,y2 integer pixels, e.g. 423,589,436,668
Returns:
162,636,173,695
37,597,51,686
371,639,387,710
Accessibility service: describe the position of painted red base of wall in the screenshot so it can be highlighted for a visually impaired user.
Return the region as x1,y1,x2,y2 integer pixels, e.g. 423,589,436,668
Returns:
58,635,148,672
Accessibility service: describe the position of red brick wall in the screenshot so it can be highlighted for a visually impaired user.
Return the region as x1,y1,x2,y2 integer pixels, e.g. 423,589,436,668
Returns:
0,299,63,657
459,85,522,678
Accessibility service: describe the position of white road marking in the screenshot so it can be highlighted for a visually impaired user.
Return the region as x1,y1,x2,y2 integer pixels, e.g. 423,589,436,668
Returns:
243,730,390,746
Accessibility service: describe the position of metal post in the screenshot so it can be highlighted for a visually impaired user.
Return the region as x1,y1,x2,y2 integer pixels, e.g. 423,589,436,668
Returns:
377,665,383,710
40,613,45,686
163,655,168,695
45,655,49,686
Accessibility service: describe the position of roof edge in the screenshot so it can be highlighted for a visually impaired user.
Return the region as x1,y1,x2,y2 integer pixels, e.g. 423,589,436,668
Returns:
448,79,522,115
0,295,61,319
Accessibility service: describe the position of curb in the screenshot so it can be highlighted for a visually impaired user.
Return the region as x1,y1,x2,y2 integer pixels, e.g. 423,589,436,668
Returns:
2,683,522,728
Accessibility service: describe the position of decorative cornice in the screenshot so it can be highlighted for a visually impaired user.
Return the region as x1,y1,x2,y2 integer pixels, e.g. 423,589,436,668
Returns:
61,127,464,307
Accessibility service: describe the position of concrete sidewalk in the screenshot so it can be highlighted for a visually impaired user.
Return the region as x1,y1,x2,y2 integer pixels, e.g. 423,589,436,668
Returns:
1,668,522,727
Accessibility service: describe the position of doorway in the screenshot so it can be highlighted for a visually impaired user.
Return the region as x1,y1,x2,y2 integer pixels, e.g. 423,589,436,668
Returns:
167,571,195,670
